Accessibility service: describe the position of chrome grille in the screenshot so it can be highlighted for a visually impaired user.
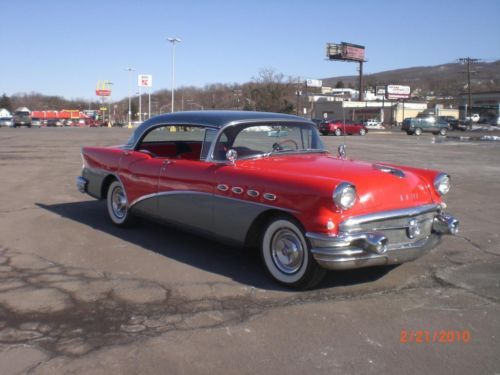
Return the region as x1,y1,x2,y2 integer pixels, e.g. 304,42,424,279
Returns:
345,212,436,250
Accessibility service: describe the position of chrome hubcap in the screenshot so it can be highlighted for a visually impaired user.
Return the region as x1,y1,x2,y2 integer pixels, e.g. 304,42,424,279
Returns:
111,186,127,219
271,229,304,274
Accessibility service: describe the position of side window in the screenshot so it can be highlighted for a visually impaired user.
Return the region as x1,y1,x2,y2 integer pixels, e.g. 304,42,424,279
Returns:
201,128,216,160
138,125,206,160
141,125,205,143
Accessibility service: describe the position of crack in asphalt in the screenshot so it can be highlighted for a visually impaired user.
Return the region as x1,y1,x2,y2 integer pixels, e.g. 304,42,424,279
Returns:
0,246,497,363
456,234,500,257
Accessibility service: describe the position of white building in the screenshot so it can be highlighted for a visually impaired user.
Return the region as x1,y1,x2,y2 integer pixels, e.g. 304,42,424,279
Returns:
0,108,11,117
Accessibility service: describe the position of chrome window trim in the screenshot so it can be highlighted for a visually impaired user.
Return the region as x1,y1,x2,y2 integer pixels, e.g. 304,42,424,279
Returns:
205,120,326,163
128,123,219,152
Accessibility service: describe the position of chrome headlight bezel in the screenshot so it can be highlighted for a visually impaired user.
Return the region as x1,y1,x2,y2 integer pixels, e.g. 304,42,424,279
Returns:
434,173,451,196
333,182,357,210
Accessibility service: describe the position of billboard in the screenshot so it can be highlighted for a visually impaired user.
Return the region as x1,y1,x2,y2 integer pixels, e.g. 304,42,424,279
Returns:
138,74,153,87
386,85,411,99
326,42,365,62
306,79,322,88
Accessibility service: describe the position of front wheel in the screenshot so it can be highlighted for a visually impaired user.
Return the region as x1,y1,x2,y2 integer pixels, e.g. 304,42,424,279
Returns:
414,128,422,136
359,128,366,136
334,128,342,136
106,180,135,227
261,216,326,289
439,128,447,136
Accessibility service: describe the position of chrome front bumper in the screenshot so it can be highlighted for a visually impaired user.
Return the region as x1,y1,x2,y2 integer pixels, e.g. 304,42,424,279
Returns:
306,206,459,271
76,176,88,193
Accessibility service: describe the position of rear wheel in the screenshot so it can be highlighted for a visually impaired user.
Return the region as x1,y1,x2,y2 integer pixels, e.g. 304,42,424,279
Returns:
261,216,326,289
359,128,366,136
439,128,447,136
334,128,342,136
106,180,135,227
414,128,422,136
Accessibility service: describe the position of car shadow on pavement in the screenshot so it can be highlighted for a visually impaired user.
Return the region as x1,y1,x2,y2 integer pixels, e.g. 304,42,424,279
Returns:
36,200,394,291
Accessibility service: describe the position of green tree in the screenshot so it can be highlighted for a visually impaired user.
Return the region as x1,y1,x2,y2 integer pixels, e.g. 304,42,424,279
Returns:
0,94,12,111
335,81,344,88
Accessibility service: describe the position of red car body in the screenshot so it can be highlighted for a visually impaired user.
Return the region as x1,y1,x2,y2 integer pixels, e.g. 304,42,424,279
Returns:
78,111,458,289
319,119,367,136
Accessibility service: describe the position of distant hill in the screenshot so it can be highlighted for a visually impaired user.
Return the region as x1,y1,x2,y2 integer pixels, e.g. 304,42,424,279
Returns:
322,61,500,97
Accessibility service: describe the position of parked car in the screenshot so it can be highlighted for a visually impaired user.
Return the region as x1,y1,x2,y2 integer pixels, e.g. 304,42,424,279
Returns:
437,116,464,131
13,107,31,127
0,117,13,127
319,119,368,136
77,111,459,289
465,113,480,123
437,116,459,130
402,117,450,136
31,118,42,127
46,119,63,127
362,119,384,129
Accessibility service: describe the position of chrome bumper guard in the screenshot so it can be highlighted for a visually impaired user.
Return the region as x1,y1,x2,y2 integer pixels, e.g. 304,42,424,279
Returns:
306,208,459,271
76,176,88,193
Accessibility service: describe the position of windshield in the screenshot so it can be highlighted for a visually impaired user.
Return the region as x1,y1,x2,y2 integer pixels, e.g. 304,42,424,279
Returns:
213,122,325,161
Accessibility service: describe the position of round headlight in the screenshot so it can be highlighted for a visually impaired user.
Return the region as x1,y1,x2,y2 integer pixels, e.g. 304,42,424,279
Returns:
333,182,357,210
434,173,450,196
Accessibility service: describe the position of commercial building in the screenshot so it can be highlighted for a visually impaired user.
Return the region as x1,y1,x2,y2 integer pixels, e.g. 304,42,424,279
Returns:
310,98,427,125
458,91,500,119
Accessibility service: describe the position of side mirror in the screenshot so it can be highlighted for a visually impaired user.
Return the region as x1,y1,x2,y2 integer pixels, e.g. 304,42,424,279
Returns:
226,149,238,164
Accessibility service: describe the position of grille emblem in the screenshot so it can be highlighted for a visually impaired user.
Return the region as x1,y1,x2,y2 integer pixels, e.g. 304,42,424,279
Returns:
407,218,421,239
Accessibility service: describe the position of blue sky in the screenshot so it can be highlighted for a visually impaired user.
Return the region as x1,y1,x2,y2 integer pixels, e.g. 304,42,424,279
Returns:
1,0,499,101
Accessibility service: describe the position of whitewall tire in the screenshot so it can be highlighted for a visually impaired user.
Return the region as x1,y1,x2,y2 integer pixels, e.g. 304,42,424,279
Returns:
261,216,326,289
106,180,135,227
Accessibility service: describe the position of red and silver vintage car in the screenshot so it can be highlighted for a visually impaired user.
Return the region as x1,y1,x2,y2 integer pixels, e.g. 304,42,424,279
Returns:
77,111,459,289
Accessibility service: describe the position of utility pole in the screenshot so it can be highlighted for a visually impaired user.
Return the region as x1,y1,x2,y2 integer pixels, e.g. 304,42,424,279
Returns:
358,61,364,101
457,57,480,120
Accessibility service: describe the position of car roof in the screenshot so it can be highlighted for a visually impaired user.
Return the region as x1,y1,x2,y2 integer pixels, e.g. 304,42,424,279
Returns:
128,110,313,147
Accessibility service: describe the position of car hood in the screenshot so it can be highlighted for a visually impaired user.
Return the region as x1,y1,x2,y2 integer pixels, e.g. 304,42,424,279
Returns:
239,153,436,212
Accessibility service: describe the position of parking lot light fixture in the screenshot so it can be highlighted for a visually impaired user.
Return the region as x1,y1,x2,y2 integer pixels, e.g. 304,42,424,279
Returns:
167,37,181,112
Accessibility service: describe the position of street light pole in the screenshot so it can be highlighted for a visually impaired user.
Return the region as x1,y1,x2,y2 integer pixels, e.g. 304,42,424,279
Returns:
167,37,181,112
125,67,135,128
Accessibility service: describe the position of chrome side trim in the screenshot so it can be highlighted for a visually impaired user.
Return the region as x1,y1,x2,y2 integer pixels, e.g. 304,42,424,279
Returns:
129,190,298,213
340,204,441,231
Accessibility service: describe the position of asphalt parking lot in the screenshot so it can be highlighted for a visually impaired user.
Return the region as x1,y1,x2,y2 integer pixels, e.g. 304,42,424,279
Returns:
0,127,499,374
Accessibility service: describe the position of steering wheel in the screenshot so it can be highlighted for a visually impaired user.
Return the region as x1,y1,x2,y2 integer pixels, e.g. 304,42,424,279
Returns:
272,139,299,152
